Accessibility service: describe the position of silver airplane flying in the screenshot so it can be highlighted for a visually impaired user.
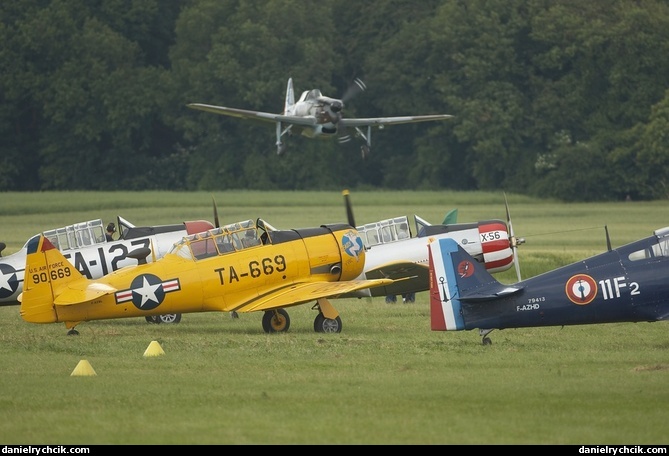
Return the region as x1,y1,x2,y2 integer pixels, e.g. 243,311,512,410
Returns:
188,78,453,158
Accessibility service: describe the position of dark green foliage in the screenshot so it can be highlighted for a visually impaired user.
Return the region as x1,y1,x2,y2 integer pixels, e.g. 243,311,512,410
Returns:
1,0,669,200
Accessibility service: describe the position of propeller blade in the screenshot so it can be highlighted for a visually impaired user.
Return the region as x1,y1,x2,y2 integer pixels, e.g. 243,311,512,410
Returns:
212,195,220,228
338,129,352,144
342,189,356,227
605,225,612,251
504,192,524,282
341,78,366,103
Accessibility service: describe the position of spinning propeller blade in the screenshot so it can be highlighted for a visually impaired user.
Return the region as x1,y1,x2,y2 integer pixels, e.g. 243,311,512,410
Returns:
504,192,525,282
341,78,366,103
337,78,367,144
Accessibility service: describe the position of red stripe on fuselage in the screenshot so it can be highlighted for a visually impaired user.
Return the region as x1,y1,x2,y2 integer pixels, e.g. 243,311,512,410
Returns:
478,222,513,271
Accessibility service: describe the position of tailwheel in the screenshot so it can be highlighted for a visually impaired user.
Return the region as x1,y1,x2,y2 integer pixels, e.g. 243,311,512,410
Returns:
480,328,494,346
262,309,290,333
158,314,181,324
67,328,79,336
313,313,342,333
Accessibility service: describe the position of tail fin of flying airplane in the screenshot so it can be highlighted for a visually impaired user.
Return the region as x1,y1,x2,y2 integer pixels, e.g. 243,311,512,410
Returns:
429,238,522,331
284,78,295,114
19,235,83,323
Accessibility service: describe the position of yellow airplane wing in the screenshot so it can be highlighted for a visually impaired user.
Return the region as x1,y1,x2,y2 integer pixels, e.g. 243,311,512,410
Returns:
52,281,117,306
234,278,396,313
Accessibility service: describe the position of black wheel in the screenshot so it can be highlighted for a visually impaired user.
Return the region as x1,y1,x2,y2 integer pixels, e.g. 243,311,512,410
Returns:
158,314,181,324
145,316,162,324
385,295,397,304
230,311,239,319
482,337,492,346
277,143,287,155
313,313,342,333
67,328,79,336
262,309,290,333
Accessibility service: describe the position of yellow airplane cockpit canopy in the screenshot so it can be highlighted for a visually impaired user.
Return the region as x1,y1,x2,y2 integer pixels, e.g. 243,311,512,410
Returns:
170,219,262,261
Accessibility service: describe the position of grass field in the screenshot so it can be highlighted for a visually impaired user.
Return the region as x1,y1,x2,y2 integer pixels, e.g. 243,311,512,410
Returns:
0,190,668,444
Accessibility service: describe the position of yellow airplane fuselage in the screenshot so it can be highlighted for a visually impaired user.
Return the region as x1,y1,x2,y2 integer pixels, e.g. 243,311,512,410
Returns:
20,223,370,327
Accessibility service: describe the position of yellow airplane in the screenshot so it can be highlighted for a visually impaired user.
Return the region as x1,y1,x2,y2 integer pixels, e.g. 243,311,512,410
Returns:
19,218,398,335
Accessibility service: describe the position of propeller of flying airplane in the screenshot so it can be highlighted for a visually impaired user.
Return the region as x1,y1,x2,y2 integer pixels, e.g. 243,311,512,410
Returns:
336,78,367,145
504,192,525,281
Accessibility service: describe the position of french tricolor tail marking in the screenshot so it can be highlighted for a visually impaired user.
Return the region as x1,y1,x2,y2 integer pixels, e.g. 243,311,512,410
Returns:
429,238,465,331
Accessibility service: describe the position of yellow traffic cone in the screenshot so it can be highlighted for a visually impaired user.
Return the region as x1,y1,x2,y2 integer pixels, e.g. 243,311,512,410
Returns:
71,359,97,376
143,340,165,357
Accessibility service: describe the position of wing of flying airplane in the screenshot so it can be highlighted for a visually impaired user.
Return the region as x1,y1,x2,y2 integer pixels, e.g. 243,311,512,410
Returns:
428,226,669,345
188,78,453,158
19,218,397,335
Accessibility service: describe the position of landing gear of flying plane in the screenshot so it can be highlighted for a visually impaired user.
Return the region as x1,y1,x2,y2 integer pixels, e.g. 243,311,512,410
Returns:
360,144,370,159
145,314,182,324
314,313,343,333
262,308,290,333
480,329,494,346
277,142,287,155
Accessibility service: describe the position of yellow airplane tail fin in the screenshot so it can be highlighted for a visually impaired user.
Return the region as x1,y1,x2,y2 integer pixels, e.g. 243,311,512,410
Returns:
19,234,82,323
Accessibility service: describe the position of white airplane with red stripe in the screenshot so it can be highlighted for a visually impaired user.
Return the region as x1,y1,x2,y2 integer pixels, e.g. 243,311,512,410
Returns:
340,191,522,299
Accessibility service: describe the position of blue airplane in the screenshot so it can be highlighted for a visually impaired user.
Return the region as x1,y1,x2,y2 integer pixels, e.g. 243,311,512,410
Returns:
428,226,669,345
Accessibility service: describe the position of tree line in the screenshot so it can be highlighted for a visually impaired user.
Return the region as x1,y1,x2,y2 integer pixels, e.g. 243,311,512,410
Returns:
1,0,668,201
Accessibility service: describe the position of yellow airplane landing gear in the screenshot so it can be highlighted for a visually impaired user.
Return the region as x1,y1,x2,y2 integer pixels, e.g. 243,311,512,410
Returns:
312,298,342,333
65,321,80,336
313,313,342,333
262,308,290,333
145,314,182,324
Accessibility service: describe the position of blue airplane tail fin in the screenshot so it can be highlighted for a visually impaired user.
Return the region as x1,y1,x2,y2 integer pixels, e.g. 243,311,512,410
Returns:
429,238,467,331
429,238,522,331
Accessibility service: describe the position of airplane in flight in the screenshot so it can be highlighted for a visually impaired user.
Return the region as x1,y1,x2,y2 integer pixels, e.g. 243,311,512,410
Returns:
0,216,214,324
19,218,398,335
339,190,523,302
187,78,453,158
428,226,669,345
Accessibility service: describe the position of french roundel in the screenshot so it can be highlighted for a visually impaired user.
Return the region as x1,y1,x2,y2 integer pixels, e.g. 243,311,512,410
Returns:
457,260,474,278
565,274,597,305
